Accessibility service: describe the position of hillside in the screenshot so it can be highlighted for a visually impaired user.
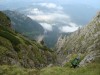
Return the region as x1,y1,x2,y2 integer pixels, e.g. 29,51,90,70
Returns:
0,11,100,75
3,10,44,40
0,11,56,69
56,12,100,66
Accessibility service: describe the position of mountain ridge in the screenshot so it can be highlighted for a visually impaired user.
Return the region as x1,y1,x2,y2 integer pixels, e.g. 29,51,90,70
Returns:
55,11,100,66
3,10,44,40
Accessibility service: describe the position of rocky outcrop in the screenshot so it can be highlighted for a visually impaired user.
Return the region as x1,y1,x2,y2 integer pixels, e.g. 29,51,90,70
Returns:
79,50,100,66
56,12,100,66
55,35,67,53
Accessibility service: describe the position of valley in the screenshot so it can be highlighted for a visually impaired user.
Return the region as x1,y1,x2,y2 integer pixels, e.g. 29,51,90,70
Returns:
0,0,100,75
0,11,100,75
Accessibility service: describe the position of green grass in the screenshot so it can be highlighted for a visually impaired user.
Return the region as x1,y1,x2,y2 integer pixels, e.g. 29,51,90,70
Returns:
0,36,13,50
0,46,8,56
0,62,100,75
40,63,100,75
0,25,16,35
0,31,21,45
41,57,100,75
0,65,39,75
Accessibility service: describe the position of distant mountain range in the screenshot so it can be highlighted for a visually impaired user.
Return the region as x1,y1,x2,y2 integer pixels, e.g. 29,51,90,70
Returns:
3,10,44,40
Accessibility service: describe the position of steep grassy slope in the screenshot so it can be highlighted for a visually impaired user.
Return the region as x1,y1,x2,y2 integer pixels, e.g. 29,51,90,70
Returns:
0,11,56,69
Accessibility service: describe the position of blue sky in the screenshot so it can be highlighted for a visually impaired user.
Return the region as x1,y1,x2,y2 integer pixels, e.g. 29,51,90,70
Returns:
0,0,100,9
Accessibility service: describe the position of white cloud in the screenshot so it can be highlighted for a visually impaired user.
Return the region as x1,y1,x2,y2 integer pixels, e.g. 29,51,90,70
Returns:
27,12,70,23
60,22,79,32
36,35,44,43
40,23,52,31
27,14,53,22
29,8,43,14
27,3,68,26
26,3,79,32
40,3,56,8
38,3,63,10
27,8,74,32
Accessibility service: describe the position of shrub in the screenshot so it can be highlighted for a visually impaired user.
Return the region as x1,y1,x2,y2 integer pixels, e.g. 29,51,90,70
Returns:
0,30,21,45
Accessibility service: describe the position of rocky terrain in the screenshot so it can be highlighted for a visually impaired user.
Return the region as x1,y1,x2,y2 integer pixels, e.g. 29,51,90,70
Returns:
55,12,100,66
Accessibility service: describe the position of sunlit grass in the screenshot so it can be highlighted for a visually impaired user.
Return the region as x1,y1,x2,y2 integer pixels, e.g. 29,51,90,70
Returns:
40,63,100,75
0,65,39,75
0,62,99,75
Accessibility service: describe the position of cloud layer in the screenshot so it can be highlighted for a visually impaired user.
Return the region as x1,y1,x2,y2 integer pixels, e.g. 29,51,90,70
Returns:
26,3,80,32
39,3,63,9
59,23,79,32
40,23,52,31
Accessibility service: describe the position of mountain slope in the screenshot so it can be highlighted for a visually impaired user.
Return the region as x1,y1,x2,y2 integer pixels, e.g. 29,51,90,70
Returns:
0,11,56,68
3,10,44,40
56,12,100,66
0,10,100,75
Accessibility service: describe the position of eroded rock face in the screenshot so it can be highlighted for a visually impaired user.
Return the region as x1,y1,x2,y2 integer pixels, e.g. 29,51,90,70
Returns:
56,12,100,66
79,51,100,66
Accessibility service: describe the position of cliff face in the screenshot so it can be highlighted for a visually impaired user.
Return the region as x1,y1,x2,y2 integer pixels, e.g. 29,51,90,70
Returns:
0,11,56,68
56,12,100,66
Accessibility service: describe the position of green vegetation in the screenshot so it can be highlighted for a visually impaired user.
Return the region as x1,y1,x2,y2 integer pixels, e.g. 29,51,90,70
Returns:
0,36,13,50
0,46,8,56
0,65,39,75
0,9,100,75
0,11,56,69
64,54,85,68
40,63,100,75
0,11,11,27
0,31,21,45
0,25,16,35
0,62,99,75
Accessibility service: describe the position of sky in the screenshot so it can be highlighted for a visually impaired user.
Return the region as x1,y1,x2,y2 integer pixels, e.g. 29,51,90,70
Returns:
0,0,100,9
0,0,100,32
